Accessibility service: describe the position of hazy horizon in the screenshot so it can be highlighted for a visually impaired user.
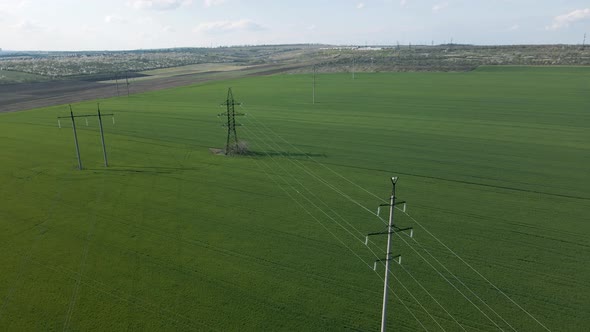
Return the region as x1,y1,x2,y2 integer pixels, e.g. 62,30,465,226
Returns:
0,0,589,51
2,42,589,53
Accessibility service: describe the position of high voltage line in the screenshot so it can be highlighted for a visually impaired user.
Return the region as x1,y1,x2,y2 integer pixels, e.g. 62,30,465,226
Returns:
242,115,519,330
242,121,455,330
241,108,551,331
242,136,433,330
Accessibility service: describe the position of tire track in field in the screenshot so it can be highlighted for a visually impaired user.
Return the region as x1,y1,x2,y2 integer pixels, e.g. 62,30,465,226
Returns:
126,115,160,330
27,258,212,331
62,178,106,331
172,147,191,310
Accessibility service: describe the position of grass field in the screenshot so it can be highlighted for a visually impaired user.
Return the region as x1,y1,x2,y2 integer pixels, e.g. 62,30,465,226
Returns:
0,69,49,84
99,63,252,84
0,67,589,331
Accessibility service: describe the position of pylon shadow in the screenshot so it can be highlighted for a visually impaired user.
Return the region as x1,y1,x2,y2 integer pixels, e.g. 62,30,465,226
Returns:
246,151,326,158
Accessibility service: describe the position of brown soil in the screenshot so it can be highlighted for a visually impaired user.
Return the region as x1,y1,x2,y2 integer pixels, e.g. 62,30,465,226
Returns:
0,64,299,113
208,148,225,155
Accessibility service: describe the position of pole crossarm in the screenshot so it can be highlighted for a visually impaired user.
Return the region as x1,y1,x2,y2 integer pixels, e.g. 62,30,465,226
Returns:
57,113,114,119
379,200,406,207
365,227,413,245
218,112,245,116
367,227,413,237
377,200,406,216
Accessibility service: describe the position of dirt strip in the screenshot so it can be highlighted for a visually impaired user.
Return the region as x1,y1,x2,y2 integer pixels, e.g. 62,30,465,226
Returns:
0,64,299,113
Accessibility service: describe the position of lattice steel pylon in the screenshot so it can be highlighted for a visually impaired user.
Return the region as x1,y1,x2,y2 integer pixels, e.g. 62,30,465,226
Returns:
218,88,245,155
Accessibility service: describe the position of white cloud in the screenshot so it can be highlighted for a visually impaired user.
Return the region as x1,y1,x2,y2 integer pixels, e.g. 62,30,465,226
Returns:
507,24,520,31
104,15,128,24
136,16,153,24
357,2,365,9
194,19,264,33
307,24,316,31
0,0,29,13
128,0,192,11
12,19,44,31
432,1,448,12
400,0,407,7
203,0,226,7
163,25,175,32
546,8,590,30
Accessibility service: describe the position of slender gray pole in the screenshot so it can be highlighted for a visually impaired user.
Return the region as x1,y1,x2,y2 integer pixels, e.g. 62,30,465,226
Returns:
125,73,130,97
381,177,397,332
97,104,108,167
69,106,82,170
313,65,316,104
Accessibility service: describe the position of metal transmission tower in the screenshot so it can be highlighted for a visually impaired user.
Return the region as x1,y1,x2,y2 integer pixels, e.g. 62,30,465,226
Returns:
366,177,414,332
57,104,115,170
218,88,245,155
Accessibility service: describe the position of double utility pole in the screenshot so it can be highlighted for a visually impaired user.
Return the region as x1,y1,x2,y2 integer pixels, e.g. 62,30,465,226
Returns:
366,177,413,332
57,104,114,170
114,72,130,97
218,88,245,155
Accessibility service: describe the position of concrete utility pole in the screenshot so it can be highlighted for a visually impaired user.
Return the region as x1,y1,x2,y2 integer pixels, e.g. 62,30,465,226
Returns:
125,72,130,97
115,75,120,97
366,177,413,332
69,105,82,170
97,104,109,167
313,65,316,104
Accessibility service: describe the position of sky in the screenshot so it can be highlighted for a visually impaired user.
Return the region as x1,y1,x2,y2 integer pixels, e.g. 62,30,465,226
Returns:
0,0,589,51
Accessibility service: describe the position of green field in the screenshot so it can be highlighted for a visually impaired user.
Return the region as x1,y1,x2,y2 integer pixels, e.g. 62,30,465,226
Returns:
1,67,589,331
0,69,49,84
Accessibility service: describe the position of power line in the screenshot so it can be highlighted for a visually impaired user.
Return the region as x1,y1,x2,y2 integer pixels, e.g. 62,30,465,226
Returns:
393,231,507,331
246,139,430,331
397,263,466,331
411,236,516,331
242,112,548,330
244,111,550,331
400,211,551,332
241,118,431,328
